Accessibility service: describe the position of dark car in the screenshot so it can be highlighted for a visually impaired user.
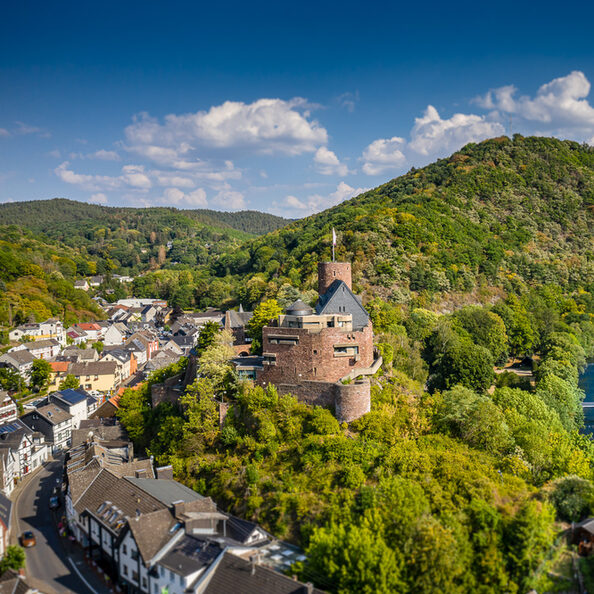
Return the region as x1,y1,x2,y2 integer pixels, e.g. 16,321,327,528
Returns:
49,496,60,509
20,530,36,547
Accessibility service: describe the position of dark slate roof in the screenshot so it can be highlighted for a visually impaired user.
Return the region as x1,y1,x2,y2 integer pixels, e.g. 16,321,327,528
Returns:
203,552,324,594
28,404,72,425
123,477,204,506
0,351,34,366
315,279,370,330
160,535,222,577
226,515,270,545
577,518,594,534
285,300,313,316
226,310,253,328
0,492,11,531
56,388,88,406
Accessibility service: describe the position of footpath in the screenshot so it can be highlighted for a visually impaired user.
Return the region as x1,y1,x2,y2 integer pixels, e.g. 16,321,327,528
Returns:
10,455,117,594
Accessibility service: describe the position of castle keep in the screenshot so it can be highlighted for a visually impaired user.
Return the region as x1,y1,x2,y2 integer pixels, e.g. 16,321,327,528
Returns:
254,262,381,422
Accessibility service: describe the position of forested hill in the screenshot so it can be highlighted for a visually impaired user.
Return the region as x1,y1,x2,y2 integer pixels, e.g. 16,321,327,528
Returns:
0,198,289,237
215,136,594,302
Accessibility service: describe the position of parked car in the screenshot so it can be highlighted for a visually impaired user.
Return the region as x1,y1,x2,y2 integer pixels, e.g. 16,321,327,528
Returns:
20,531,36,547
49,496,60,509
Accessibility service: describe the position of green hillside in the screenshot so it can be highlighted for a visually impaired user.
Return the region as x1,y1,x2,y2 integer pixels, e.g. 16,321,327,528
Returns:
0,225,104,328
0,198,289,236
215,136,594,304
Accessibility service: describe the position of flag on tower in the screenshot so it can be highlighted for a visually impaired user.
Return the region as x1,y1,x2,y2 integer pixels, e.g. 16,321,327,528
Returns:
332,228,337,246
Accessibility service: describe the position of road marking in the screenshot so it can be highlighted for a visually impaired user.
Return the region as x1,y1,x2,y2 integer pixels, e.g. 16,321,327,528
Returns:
67,557,100,594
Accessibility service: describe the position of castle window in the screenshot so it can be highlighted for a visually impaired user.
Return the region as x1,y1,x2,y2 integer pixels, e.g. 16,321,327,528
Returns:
313,350,318,355
334,345,359,357
268,335,299,345
263,353,277,366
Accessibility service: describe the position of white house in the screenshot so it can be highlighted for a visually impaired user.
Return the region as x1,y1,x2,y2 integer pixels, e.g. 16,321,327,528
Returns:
0,392,17,425
50,389,91,430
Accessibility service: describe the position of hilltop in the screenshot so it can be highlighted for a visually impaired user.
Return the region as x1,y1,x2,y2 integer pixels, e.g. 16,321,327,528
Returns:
215,136,594,306
0,198,289,237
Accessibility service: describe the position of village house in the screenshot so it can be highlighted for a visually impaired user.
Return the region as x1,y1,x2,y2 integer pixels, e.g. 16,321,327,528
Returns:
0,349,34,383
69,360,120,393
73,322,104,342
21,404,73,453
61,347,99,363
0,492,12,559
101,348,137,382
49,389,96,430
103,322,128,346
8,318,65,345
12,338,62,359
0,449,17,496
0,392,17,425
48,360,70,392
74,279,90,291
0,420,48,479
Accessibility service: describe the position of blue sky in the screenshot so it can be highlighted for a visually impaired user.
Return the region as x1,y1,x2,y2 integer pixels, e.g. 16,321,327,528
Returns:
2,0,594,217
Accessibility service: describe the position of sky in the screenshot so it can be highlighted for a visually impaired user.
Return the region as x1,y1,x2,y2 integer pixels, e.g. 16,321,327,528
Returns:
2,0,594,218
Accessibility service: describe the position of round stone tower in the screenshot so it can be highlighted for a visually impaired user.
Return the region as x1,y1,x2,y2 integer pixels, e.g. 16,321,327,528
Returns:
318,261,352,295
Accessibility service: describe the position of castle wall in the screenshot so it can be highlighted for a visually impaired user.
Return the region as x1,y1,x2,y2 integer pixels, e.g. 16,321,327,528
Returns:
276,379,371,423
318,262,352,294
258,323,374,386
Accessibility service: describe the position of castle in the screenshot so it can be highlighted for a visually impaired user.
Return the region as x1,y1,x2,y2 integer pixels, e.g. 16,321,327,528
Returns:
253,262,381,422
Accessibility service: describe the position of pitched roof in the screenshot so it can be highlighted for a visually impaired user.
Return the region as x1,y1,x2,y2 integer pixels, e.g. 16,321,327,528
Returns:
70,361,118,377
315,279,370,330
123,477,204,506
0,569,32,594
49,361,70,373
128,508,179,564
24,404,72,425
0,350,34,366
202,552,324,594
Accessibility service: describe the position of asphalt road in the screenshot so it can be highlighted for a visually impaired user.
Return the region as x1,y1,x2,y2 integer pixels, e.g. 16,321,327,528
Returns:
14,456,96,593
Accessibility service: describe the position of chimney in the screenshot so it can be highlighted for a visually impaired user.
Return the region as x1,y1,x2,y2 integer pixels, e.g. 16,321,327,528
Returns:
304,583,314,594
134,469,146,479
250,553,259,576
156,465,174,480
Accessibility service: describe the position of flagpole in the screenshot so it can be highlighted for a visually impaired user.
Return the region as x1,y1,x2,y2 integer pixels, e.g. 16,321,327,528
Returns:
332,227,336,262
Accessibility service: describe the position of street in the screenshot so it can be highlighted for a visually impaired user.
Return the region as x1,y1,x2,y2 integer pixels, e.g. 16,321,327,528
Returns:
13,456,99,594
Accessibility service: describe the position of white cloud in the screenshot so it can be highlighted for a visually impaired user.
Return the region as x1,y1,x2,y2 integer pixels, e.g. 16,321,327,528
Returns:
477,71,594,138
55,162,151,192
121,165,152,189
15,121,50,138
0,129,9,138
408,105,504,157
89,193,108,204
212,189,246,210
47,149,61,158
155,174,195,188
337,91,359,112
163,187,208,207
284,181,367,215
89,149,120,161
125,98,327,159
361,136,406,175
314,147,349,176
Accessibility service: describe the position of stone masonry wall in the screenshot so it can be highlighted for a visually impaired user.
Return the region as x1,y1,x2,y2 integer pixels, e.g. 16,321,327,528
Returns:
318,262,352,294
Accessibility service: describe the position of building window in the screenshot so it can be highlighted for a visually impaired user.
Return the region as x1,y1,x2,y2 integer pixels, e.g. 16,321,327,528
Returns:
123,565,128,576
334,345,359,357
132,570,139,582
122,544,127,555
131,549,139,561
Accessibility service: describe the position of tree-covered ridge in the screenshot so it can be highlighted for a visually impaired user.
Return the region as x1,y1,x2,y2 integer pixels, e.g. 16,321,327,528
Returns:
0,225,103,327
214,136,594,301
0,198,289,236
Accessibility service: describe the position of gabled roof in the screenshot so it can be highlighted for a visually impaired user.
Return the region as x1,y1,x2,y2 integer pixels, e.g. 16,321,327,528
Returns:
49,361,70,373
123,477,204,506
202,552,324,594
70,361,118,377
0,350,34,366
25,339,60,350
23,404,72,426
315,279,370,330
0,568,33,594
128,508,179,565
